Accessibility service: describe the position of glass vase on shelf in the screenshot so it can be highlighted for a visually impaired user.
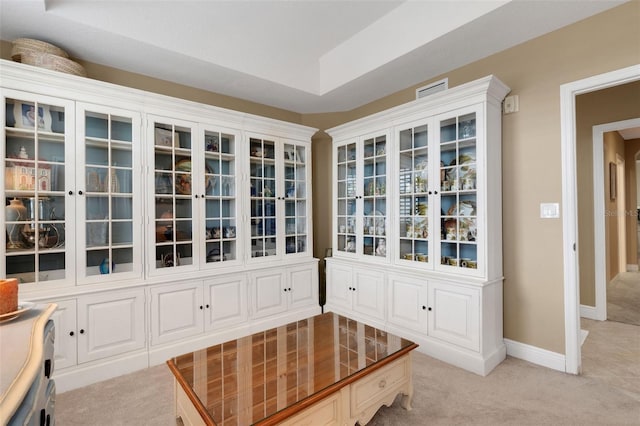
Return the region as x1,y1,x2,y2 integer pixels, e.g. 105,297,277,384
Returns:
5,198,27,249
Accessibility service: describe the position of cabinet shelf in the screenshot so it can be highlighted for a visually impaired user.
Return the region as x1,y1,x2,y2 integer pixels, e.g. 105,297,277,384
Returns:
5,128,65,143
440,139,476,152
84,137,133,149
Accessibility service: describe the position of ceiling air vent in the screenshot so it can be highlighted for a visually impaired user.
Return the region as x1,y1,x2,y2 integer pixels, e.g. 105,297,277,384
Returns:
416,78,448,99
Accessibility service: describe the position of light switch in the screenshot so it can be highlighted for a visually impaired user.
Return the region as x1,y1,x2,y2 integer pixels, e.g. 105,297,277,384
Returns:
540,203,560,219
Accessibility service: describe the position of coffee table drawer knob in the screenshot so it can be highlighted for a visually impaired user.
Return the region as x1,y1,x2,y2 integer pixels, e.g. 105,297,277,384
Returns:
378,379,387,389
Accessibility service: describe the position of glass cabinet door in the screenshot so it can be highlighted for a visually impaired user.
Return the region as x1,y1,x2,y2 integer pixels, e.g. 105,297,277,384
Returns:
362,135,387,258
202,129,238,265
335,134,387,259
398,124,430,265
336,142,357,254
77,104,141,282
283,142,308,255
249,137,277,258
438,112,478,271
150,118,196,272
3,94,74,284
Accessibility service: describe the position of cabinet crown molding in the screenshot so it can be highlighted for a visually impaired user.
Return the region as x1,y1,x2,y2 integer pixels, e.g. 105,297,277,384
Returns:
0,59,317,141
326,75,509,140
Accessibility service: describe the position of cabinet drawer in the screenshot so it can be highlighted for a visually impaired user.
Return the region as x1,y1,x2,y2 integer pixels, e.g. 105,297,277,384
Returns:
350,355,410,415
279,390,344,426
175,379,205,426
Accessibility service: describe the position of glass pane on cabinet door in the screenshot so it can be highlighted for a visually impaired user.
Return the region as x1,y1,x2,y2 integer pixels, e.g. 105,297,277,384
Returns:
363,136,386,258
398,125,430,264
153,123,193,269
250,138,277,257
204,131,237,264
284,143,307,254
4,98,68,284
83,111,135,277
336,143,357,253
440,113,478,270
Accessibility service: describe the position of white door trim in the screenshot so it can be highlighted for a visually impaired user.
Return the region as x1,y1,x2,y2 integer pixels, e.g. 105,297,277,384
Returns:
617,154,627,274
560,64,640,374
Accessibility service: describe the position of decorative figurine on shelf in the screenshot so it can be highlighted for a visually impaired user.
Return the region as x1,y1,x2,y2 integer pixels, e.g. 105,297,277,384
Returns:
161,252,180,268
345,238,355,252
376,239,386,256
18,146,29,159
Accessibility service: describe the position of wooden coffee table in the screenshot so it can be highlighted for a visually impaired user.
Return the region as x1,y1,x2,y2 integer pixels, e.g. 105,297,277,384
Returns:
167,312,418,425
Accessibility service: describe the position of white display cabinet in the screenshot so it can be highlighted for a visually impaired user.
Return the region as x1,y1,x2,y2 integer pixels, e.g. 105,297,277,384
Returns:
1,59,319,391
326,75,509,375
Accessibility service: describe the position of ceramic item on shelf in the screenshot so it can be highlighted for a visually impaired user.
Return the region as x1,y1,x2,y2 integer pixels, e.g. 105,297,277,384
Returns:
18,146,29,159
5,198,27,249
161,252,180,267
99,258,115,274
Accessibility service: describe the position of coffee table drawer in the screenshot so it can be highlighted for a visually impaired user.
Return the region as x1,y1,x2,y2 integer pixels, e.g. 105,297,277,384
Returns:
279,389,345,426
350,355,411,416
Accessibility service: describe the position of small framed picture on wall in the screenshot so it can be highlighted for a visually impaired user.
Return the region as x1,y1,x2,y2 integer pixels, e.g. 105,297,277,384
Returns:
610,162,616,201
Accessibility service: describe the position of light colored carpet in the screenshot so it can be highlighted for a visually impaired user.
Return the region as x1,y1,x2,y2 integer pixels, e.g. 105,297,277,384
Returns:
56,319,639,425
608,272,640,326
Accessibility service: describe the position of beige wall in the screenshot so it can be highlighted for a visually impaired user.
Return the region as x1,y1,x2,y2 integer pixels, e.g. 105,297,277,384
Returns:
2,2,639,355
575,83,640,306
306,1,640,354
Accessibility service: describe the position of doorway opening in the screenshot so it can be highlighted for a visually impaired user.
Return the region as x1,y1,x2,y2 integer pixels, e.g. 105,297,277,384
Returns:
560,64,640,375
589,119,640,323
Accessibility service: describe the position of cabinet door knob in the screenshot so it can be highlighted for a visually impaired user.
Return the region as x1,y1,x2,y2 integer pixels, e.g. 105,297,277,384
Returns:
69,331,75,336
78,190,83,195
206,304,210,308
79,329,85,334
434,190,438,195
200,305,204,309
428,307,432,311
422,305,427,310
195,194,198,198
68,190,73,195
201,194,205,198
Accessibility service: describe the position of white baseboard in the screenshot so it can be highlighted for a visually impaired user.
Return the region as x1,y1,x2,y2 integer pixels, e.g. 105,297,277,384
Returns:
627,264,639,272
504,339,566,373
53,351,149,393
580,329,589,346
580,304,599,320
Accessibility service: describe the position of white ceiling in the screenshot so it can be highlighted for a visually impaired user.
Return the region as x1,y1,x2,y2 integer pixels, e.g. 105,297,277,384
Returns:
0,0,626,113
619,127,640,140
